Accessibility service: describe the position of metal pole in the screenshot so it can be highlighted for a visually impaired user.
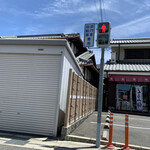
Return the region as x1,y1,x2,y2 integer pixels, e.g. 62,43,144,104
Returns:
96,48,105,148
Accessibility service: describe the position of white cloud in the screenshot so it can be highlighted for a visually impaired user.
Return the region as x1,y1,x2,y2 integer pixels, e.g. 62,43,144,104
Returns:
23,25,51,35
136,0,150,13
63,25,79,34
112,15,150,38
103,0,122,15
33,0,122,18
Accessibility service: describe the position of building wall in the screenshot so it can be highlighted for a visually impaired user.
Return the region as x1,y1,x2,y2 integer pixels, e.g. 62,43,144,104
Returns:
70,43,78,56
57,47,82,133
0,45,64,55
108,82,116,110
0,44,64,137
148,84,150,113
111,46,150,62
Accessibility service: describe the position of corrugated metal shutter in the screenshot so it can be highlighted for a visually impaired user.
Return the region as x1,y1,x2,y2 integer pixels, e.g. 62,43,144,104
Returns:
0,54,60,136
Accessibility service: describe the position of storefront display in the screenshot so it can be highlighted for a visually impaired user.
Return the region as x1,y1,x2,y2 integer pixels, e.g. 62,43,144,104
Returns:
116,84,148,112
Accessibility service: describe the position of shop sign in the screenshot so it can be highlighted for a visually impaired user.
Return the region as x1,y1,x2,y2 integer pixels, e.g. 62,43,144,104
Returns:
135,86,143,112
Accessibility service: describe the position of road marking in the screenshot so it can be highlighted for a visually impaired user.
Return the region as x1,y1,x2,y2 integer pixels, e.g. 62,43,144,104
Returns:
90,122,150,130
95,114,108,116
114,116,150,122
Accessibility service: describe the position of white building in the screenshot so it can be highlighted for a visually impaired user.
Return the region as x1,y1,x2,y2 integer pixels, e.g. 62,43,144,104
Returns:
0,38,83,137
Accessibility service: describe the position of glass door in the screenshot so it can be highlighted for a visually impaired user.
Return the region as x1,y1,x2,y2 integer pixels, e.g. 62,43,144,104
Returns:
117,84,131,111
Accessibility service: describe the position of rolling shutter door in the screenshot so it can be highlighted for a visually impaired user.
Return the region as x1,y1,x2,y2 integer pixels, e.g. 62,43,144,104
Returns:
0,54,60,136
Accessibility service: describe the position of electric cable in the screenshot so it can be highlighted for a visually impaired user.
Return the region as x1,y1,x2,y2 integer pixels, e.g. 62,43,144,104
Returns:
94,0,100,22
99,0,103,22
101,0,106,21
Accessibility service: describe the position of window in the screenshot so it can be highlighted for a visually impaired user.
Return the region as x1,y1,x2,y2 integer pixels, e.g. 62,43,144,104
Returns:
116,84,148,112
125,49,150,59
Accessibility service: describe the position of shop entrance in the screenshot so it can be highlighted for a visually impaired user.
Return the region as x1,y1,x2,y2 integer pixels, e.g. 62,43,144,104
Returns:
116,84,148,112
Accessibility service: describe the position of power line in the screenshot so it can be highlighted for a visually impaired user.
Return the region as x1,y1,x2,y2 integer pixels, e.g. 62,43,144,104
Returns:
99,0,103,22
101,0,106,21
94,0,100,22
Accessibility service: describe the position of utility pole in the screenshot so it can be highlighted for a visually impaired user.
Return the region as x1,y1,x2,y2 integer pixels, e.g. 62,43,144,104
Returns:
96,22,111,148
83,22,111,148
96,47,105,147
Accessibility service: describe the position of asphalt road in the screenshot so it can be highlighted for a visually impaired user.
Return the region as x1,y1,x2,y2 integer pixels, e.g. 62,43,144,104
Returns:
112,113,150,147
71,111,107,139
71,111,150,148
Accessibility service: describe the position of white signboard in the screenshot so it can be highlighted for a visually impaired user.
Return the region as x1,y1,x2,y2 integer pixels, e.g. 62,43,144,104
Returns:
84,23,95,47
136,86,143,112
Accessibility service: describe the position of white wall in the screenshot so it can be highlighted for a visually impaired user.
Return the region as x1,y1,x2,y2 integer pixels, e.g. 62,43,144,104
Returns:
0,42,82,136
0,45,64,55
57,47,82,130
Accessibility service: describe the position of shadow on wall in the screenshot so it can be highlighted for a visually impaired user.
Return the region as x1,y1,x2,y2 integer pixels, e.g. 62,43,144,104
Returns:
57,109,65,136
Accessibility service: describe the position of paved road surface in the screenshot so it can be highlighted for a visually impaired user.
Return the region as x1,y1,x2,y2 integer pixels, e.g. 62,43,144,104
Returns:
71,111,107,138
112,113,150,147
71,111,150,148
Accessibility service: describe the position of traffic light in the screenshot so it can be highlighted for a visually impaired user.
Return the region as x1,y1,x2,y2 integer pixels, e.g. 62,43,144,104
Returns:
97,22,111,48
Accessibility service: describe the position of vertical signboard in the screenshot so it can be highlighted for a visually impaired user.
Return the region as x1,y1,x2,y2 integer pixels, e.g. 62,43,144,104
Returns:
84,23,95,47
136,86,143,112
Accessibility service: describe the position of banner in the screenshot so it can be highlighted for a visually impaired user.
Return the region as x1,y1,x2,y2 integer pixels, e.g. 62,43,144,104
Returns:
135,86,143,112
130,87,133,111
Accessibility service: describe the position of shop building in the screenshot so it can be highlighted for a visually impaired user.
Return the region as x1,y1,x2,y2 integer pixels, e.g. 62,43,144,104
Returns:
104,38,150,113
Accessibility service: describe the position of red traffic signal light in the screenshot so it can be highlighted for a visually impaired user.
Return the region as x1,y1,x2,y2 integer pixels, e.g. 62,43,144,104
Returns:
98,23,110,33
97,22,111,48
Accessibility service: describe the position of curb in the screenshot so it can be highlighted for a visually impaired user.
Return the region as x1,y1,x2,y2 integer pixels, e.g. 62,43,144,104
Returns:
106,117,110,123
102,111,110,140
106,115,110,118
101,130,107,140
66,135,96,144
66,135,150,150
104,123,109,129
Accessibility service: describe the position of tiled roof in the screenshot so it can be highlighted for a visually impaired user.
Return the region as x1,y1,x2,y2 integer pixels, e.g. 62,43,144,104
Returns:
111,38,150,45
77,51,94,64
104,64,150,72
0,33,81,39
77,51,94,61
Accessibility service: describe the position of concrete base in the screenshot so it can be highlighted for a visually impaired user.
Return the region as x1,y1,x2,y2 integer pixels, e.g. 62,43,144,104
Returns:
105,144,115,149
121,146,132,150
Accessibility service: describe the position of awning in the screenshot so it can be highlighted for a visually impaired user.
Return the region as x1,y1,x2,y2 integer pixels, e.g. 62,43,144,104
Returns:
109,75,150,83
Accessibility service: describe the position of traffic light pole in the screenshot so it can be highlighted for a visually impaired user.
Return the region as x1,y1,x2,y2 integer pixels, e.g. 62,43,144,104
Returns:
96,47,105,148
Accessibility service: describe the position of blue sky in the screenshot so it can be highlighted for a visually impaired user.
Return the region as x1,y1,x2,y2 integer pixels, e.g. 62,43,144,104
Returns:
0,0,150,64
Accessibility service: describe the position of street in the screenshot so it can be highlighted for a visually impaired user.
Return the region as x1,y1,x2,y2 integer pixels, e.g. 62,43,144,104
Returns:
0,112,149,149
71,111,150,148
112,113,150,147
71,111,107,139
